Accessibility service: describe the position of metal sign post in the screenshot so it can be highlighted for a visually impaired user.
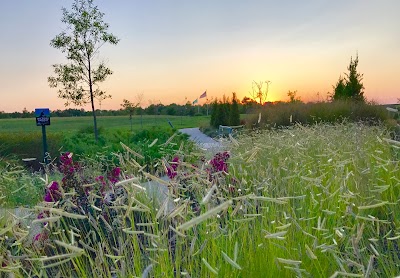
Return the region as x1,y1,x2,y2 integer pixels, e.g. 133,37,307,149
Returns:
35,108,50,164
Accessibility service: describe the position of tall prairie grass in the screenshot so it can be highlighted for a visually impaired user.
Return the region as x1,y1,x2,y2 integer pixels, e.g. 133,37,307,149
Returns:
1,122,399,277
248,101,389,128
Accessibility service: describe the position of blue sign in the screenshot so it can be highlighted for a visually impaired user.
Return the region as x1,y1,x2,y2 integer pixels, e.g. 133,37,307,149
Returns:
35,108,51,126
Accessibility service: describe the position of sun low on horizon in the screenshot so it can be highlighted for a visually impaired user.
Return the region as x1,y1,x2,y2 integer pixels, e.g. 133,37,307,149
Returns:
0,1,399,113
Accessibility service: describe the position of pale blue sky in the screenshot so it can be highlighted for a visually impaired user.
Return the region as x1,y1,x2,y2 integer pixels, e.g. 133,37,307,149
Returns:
0,1,399,112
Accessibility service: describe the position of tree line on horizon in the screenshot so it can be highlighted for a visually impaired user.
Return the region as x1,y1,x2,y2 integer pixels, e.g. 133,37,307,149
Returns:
0,98,258,119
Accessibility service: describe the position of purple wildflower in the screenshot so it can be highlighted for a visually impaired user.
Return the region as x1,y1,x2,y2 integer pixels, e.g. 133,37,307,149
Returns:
209,152,230,173
59,152,80,176
108,167,121,184
33,232,48,242
44,181,61,202
167,156,180,179
33,233,41,241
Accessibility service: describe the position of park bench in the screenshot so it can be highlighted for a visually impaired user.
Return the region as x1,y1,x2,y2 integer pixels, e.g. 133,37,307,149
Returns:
218,125,244,138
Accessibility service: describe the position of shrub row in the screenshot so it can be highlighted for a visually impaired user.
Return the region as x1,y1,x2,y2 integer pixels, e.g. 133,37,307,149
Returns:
247,101,390,128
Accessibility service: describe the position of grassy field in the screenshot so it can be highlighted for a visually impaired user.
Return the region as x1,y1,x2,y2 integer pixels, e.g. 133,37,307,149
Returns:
0,115,210,164
1,122,399,277
0,115,211,133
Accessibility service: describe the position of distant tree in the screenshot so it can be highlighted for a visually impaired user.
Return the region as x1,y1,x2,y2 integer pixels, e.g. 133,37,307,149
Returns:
166,104,178,116
332,55,365,102
241,96,258,113
229,93,240,126
210,100,218,127
22,107,31,118
210,94,241,128
332,76,346,100
250,80,271,105
287,90,302,103
48,0,119,141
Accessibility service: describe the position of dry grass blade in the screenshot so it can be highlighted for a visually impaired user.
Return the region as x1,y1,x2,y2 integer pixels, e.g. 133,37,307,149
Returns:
122,228,144,235
383,138,400,146
177,200,232,231
365,255,375,278
29,253,78,263
201,185,217,204
222,251,242,270
115,178,146,191
120,142,145,159
169,225,186,237
276,258,302,265
42,257,73,269
248,195,287,204
168,202,188,219
141,264,154,278
305,244,317,260
34,207,87,220
265,231,287,239
276,223,292,230
32,216,61,224
229,134,239,146
148,139,158,147
54,240,85,253
358,201,389,210
162,133,177,146
202,258,218,275
143,172,170,186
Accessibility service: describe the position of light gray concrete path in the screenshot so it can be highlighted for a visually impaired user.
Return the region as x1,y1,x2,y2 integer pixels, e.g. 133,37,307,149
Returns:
179,127,226,154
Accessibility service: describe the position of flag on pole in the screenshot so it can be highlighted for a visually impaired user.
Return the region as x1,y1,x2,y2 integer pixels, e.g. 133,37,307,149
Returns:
192,98,198,105
199,91,207,99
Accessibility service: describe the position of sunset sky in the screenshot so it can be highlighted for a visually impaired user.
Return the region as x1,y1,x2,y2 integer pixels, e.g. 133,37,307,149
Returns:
0,0,399,113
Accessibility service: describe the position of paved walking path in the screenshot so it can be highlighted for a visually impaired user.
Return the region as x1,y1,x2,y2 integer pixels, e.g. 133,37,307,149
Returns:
179,127,225,153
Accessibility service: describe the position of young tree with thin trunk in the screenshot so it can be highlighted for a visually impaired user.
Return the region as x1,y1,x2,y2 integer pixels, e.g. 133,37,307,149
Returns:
121,93,144,132
48,0,119,141
250,80,271,105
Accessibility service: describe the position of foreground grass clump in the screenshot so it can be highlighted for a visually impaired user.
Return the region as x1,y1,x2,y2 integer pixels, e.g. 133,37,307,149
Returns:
1,123,400,277
0,158,43,207
228,123,400,277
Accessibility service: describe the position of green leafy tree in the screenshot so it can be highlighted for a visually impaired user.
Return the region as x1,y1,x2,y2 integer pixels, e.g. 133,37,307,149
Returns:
210,94,241,128
332,55,365,102
210,100,218,128
332,76,346,100
48,0,119,141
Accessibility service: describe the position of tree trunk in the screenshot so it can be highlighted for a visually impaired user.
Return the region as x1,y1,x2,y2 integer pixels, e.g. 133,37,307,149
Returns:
88,59,98,142
91,91,98,142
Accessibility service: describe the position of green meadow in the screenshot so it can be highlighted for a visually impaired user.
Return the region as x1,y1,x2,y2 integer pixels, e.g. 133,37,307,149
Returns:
0,115,211,164
0,115,210,133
